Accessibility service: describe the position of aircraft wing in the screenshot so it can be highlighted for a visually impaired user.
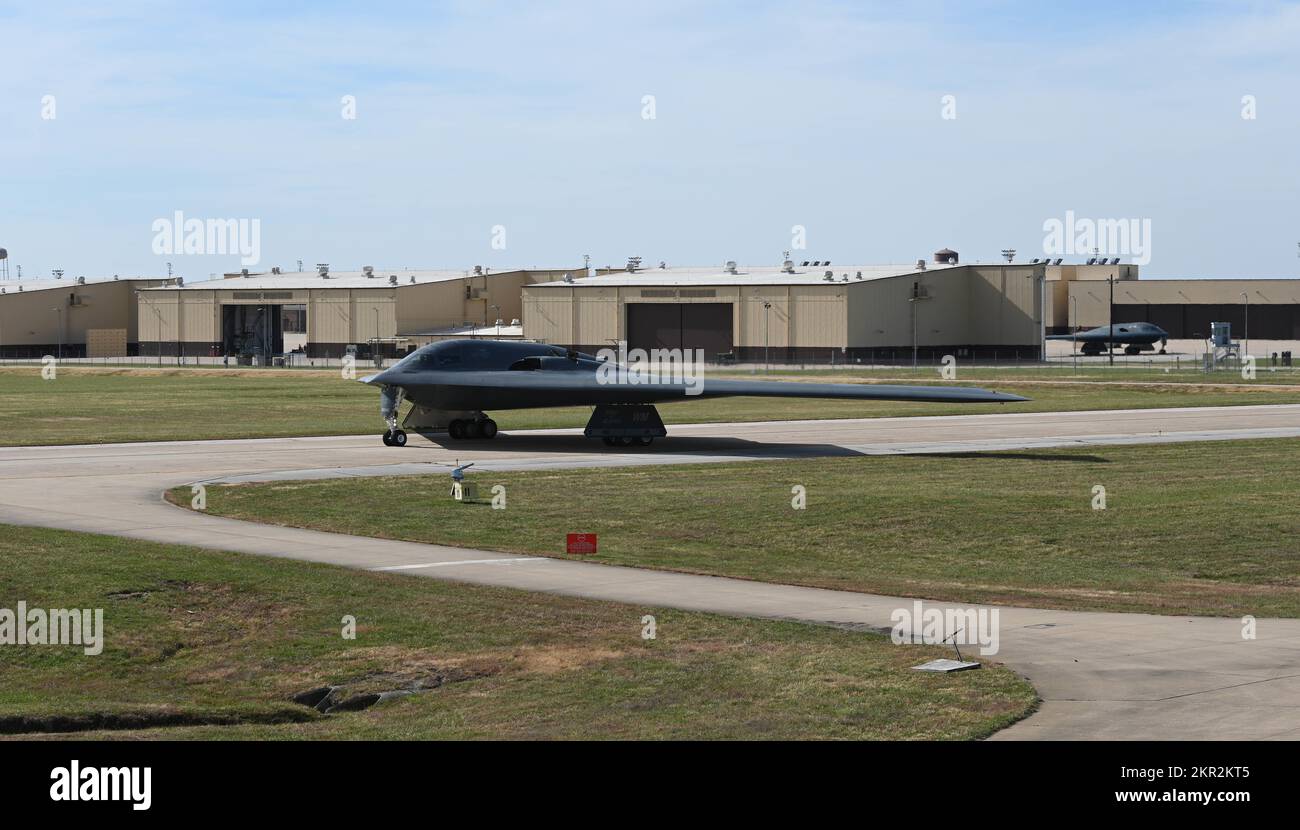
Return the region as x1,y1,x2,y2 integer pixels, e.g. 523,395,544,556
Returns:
364,369,1028,404
680,377,1026,403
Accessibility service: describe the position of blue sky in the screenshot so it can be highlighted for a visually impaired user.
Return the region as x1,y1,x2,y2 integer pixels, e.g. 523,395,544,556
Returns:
2,0,1298,279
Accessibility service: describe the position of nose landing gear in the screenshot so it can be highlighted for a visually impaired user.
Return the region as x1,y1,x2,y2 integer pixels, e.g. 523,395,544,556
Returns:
382,429,408,447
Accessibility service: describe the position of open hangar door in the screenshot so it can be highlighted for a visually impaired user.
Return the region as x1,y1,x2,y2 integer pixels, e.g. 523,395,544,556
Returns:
625,303,733,358
221,304,283,358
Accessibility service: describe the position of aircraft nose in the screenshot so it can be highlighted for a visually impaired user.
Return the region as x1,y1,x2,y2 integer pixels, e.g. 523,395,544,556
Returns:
360,370,399,385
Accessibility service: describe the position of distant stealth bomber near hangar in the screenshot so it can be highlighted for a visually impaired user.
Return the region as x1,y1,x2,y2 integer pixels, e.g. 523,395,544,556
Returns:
361,339,1028,446
1047,322,1169,356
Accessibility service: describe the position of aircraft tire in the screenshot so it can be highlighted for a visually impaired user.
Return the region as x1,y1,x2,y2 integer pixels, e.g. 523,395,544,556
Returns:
464,420,483,439
448,420,466,439
636,437,653,446
601,437,616,447
480,419,498,439
382,431,394,446
392,430,407,447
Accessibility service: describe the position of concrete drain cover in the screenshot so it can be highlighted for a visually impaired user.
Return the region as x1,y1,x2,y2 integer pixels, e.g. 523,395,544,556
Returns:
913,659,981,673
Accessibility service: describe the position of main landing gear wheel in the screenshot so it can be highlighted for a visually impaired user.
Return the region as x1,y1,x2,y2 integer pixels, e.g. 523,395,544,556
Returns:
384,429,406,446
382,430,393,446
448,418,497,440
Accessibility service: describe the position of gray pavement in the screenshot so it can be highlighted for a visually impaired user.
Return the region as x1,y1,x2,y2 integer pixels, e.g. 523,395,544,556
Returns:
2,404,1299,739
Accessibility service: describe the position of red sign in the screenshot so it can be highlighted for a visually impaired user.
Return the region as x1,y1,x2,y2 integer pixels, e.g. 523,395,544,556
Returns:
566,533,597,555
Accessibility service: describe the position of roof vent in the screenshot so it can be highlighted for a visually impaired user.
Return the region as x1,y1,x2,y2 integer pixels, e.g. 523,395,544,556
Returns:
317,263,330,277
241,268,250,277
563,273,573,283
510,318,520,326
658,260,667,269
856,271,863,280
823,271,834,281
76,275,86,284
626,256,642,273
916,259,927,271
409,275,416,284
271,266,282,275
389,274,398,286
724,260,738,274
473,265,483,276
363,265,375,276
781,259,795,273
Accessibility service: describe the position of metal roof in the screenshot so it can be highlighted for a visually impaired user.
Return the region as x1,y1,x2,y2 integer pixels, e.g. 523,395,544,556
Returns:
406,323,525,338
0,276,166,295
530,262,961,288
143,269,510,291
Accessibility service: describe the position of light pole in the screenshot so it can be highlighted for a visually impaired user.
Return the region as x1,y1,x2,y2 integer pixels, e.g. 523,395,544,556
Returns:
1024,272,1045,364
1240,291,1249,358
909,283,930,369
762,302,772,372
154,306,164,365
1108,275,1115,367
52,308,63,360
1070,294,1078,370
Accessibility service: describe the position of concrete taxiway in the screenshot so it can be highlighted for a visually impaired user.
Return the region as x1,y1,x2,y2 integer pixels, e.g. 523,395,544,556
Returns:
2,404,1299,740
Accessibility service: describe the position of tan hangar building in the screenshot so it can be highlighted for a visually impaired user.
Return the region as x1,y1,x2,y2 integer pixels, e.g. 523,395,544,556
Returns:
522,253,1055,362
136,265,573,359
0,276,174,359
1065,277,1300,340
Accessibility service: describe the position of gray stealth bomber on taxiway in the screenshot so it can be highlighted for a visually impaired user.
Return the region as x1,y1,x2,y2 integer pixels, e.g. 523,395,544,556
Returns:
360,339,1028,447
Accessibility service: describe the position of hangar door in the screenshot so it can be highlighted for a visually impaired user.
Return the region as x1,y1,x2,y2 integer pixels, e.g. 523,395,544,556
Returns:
626,303,733,357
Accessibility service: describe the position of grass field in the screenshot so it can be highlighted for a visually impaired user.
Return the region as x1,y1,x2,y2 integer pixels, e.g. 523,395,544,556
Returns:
180,439,1300,618
0,525,1035,740
3,364,1300,446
